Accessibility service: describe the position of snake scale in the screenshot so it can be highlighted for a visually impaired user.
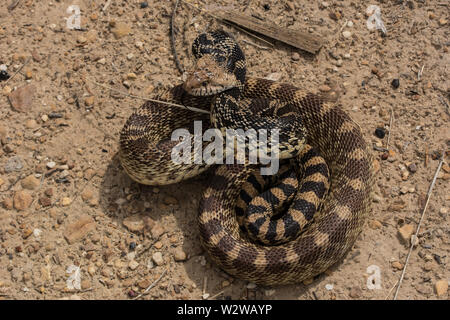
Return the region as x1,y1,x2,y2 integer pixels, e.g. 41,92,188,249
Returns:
119,30,374,285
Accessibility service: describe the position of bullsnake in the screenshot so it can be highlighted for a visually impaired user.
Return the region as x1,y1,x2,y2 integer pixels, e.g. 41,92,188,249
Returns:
119,30,374,285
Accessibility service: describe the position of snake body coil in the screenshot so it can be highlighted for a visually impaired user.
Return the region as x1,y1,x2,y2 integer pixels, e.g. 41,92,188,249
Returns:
119,31,374,285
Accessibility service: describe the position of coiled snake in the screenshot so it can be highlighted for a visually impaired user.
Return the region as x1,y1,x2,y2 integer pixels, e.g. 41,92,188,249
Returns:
119,30,374,285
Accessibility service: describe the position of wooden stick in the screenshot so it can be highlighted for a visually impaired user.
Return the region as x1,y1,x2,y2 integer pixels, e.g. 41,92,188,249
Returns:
224,22,274,48
132,269,167,300
171,0,184,74
213,10,323,54
86,79,210,114
393,152,445,300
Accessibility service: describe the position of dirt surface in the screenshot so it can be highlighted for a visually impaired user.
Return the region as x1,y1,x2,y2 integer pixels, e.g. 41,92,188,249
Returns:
0,0,448,300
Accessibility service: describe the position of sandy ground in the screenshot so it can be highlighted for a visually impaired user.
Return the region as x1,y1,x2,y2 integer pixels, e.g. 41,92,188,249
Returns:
0,0,448,300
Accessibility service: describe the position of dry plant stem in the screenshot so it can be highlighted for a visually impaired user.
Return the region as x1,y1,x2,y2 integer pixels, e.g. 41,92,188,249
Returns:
386,107,394,149
132,269,168,300
3,57,30,87
208,290,225,300
393,152,445,300
86,79,210,114
385,279,400,299
241,38,271,50
171,0,184,74
202,276,207,296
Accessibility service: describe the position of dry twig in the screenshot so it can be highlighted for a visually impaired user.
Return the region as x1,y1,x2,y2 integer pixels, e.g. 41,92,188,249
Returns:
386,107,394,150
171,0,184,74
2,57,31,87
132,269,168,300
393,152,445,300
86,78,210,114
208,290,225,300
241,38,271,50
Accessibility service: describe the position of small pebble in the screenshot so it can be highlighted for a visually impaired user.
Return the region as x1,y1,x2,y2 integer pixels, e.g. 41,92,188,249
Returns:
84,96,94,106
13,190,32,211
61,197,72,206
46,161,56,169
5,156,23,173
77,36,87,44
88,266,96,276
128,260,139,270
128,289,137,298
434,280,448,297
110,22,131,39
24,69,33,80
173,247,187,262
398,224,415,243
400,186,409,194
140,2,148,9
342,31,352,38
25,119,38,129
391,79,400,89
407,163,417,173
291,52,300,61
392,261,403,270
325,284,334,291
21,175,40,190
153,241,163,249
152,252,164,266
374,128,386,139
150,223,165,239
349,287,362,298
369,220,382,229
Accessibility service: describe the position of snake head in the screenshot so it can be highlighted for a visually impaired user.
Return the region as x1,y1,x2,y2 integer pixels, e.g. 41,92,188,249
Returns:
183,55,240,96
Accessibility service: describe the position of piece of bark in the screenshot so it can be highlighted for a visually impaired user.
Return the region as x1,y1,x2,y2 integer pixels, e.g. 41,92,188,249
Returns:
214,10,323,54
